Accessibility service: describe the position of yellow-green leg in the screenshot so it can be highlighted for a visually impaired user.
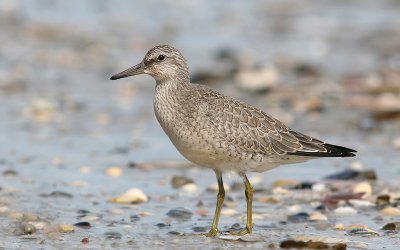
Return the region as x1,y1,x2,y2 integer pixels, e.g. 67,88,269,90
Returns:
204,170,225,237
231,172,253,235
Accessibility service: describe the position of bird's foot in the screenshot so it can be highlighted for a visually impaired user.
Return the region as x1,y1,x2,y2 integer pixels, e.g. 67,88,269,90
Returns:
229,226,252,236
202,228,222,237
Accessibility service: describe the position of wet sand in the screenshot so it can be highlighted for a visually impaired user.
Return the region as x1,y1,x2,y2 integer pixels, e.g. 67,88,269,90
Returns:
1,1,400,249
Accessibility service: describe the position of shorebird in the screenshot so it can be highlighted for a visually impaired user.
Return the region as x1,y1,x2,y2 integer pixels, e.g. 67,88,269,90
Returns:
110,45,356,237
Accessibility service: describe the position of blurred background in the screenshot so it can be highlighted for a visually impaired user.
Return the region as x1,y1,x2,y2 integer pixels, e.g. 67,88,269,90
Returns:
0,0,399,248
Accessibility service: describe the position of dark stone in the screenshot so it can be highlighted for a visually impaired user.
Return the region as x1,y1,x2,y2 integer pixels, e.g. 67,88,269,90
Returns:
288,212,310,223
104,231,122,239
40,191,73,198
166,207,193,220
156,223,170,229
192,226,207,232
129,214,140,223
74,221,91,229
171,176,194,189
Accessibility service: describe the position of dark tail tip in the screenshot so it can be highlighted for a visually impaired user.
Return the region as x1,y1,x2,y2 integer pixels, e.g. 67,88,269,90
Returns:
288,143,357,157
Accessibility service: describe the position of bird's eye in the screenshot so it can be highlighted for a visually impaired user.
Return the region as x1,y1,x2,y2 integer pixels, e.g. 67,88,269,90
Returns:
157,55,165,61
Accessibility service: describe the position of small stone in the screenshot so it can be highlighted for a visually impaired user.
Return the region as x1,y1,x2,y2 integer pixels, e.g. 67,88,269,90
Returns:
287,205,302,214
311,183,326,192
235,65,280,93
257,196,279,204
80,166,91,174
221,208,237,216
168,230,184,235
334,206,358,215
348,199,374,207
40,191,73,198
0,206,10,214
334,223,346,230
273,179,299,187
166,207,193,220
171,176,194,189
109,188,148,204
8,211,23,220
22,223,36,235
291,181,314,190
129,215,140,222
156,223,170,229
325,169,377,181
345,226,379,236
380,207,400,216
382,222,397,231
350,161,364,170
196,208,208,217
352,181,372,197
105,231,122,239
376,194,390,206
58,224,74,233
332,243,347,250
192,226,207,232
288,212,310,223
181,183,198,192
392,137,400,149
81,237,89,244
74,222,91,229
2,169,17,176
309,211,328,221
106,166,123,177
207,183,231,192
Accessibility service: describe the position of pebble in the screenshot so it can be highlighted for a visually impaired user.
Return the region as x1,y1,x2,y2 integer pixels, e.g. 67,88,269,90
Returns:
207,183,231,192
376,194,390,206
129,214,140,222
0,206,10,214
106,166,123,177
325,169,377,181
348,199,374,207
22,223,37,234
171,175,194,188
291,181,314,190
74,221,91,229
109,188,148,204
311,183,326,192
80,166,91,174
40,191,73,198
288,212,310,223
156,223,170,229
166,207,193,220
273,179,299,187
2,169,17,176
58,224,74,233
221,208,237,216
235,65,279,93
352,181,372,197
381,222,398,231
29,99,56,123
380,206,400,216
287,205,302,214
257,196,279,204
393,137,400,149
81,237,89,244
346,227,379,236
181,183,198,193
334,206,358,215
104,231,122,239
309,211,328,221
8,211,23,220
280,240,329,249
192,226,207,232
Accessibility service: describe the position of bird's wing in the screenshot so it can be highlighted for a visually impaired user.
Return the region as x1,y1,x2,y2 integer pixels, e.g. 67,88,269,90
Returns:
192,86,356,157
